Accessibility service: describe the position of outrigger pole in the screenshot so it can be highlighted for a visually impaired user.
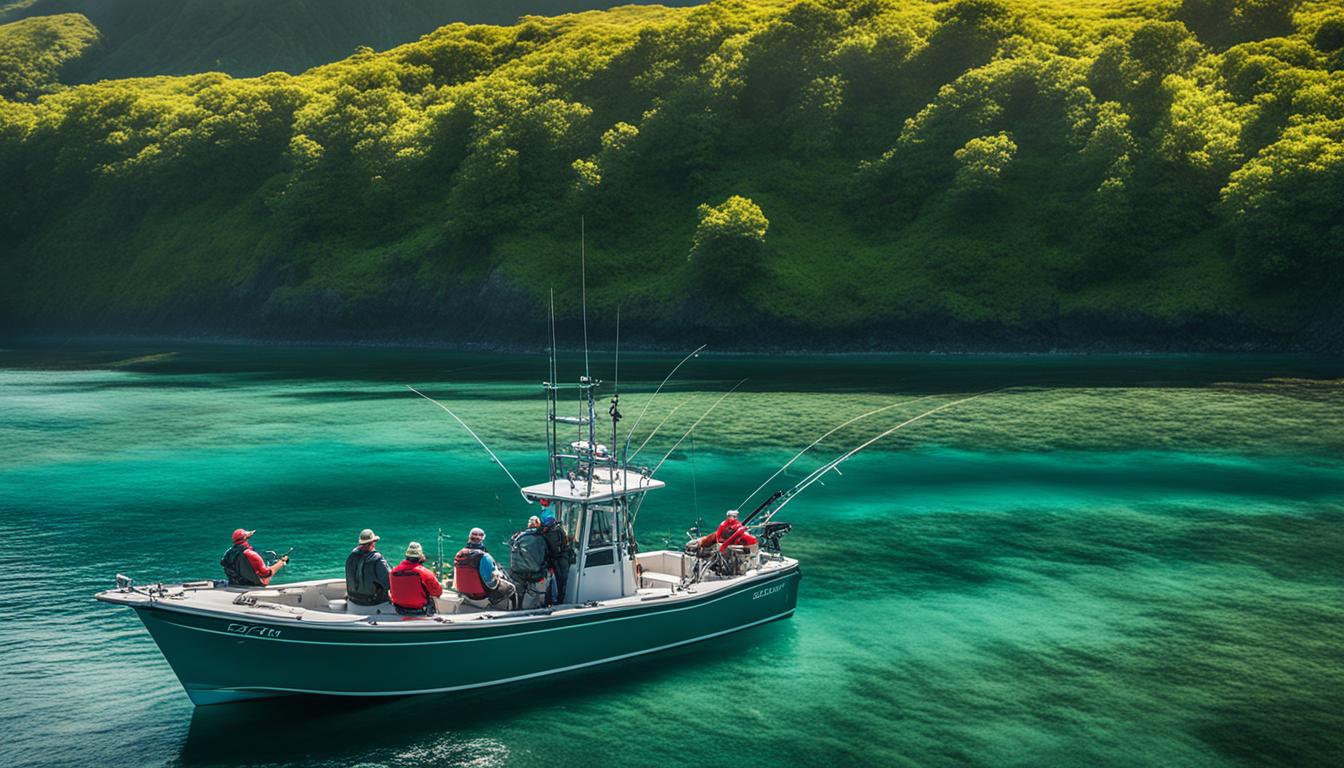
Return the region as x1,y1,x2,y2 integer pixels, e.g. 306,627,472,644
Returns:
407,385,532,505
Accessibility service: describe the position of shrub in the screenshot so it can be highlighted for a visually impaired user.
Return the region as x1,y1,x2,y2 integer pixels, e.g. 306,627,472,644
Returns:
688,195,769,291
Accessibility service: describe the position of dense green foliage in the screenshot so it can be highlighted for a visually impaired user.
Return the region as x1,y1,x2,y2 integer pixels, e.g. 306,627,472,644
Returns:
0,12,96,99
0,0,699,80
690,194,771,294
2,0,1343,348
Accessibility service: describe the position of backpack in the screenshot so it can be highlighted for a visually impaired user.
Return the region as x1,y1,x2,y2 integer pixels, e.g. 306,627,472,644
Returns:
509,530,548,580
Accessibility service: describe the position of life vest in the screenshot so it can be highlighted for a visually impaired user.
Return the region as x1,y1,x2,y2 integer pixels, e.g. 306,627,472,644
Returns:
453,547,488,599
220,544,263,587
390,560,434,609
345,547,389,606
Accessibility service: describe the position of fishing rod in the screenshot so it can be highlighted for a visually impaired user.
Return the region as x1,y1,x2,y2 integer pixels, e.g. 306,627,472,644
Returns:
407,385,532,505
620,344,708,459
734,395,938,512
650,379,746,477
741,490,783,527
628,395,692,462
760,390,1000,522
630,379,746,527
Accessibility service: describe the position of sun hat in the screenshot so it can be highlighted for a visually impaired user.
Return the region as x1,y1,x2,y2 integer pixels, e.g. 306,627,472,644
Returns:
232,528,255,544
405,541,426,559
358,529,379,544
469,527,485,540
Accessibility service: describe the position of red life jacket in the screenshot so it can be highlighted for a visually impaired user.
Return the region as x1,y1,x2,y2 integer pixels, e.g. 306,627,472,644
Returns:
389,559,437,609
453,547,487,599
712,518,757,550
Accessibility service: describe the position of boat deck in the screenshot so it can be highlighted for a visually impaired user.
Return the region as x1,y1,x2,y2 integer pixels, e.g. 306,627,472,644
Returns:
96,550,798,632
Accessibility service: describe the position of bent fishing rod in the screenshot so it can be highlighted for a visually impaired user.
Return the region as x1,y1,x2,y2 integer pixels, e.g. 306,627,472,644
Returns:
620,344,707,459
628,396,693,462
745,389,1002,527
629,379,747,527
407,385,533,505
734,394,939,513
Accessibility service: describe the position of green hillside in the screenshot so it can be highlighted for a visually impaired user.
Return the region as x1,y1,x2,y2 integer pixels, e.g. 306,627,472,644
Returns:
2,0,1343,350
0,0,704,80
0,12,96,99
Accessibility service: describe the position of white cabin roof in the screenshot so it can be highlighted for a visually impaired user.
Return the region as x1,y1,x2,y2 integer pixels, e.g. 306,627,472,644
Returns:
522,467,665,503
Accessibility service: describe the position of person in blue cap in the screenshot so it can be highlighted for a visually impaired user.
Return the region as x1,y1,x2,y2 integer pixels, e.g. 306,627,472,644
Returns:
538,501,573,604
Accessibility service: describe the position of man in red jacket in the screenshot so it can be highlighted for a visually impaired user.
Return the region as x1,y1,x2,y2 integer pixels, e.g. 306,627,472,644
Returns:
698,510,758,551
390,541,443,616
220,528,288,587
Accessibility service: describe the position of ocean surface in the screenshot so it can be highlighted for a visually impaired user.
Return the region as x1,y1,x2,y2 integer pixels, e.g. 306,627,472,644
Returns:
0,344,1341,768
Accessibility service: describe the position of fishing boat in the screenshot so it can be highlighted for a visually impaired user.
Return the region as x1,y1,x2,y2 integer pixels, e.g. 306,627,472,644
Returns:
97,276,987,706
96,340,808,705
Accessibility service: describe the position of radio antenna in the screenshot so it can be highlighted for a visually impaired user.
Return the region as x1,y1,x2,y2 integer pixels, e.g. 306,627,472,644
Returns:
580,216,590,382
407,386,531,504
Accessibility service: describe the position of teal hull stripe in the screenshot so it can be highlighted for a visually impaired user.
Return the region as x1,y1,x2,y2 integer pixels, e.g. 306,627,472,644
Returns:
200,608,795,699
142,570,796,647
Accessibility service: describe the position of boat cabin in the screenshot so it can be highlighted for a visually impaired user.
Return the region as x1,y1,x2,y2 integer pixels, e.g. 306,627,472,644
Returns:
521,466,664,603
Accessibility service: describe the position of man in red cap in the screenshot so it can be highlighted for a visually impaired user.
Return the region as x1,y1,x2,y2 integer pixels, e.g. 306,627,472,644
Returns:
220,528,288,587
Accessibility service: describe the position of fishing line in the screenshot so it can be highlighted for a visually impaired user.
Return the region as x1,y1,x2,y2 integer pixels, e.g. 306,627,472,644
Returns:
629,395,693,462
631,379,745,527
734,394,938,512
650,379,746,477
767,389,1002,519
621,344,707,457
407,385,532,504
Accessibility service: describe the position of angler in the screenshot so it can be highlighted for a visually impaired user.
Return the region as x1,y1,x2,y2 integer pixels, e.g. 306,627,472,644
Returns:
220,528,288,587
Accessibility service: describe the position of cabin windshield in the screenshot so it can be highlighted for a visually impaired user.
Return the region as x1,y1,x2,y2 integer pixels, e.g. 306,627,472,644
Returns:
588,505,614,547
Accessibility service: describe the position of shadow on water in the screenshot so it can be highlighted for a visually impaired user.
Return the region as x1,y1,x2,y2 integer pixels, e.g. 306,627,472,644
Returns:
177,618,797,767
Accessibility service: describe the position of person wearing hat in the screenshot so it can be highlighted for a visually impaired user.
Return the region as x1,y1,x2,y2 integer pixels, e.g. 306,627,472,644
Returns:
220,528,288,587
696,509,758,551
389,541,444,616
344,528,391,611
452,528,516,610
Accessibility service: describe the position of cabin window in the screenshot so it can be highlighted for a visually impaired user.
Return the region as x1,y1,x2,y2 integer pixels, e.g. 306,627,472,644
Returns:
587,505,614,547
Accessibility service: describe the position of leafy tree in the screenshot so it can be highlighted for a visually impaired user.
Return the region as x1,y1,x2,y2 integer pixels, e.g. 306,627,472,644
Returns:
1177,0,1298,50
688,195,769,292
952,131,1016,195
1221,117,1344,276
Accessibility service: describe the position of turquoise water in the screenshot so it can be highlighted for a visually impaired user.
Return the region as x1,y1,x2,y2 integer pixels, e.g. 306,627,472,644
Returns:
1,345,1342,767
